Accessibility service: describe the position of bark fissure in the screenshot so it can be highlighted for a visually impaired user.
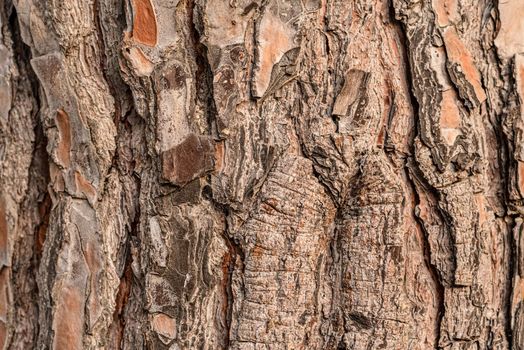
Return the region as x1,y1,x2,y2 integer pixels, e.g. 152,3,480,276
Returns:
406,163,447,345
2,2,47,347
390,2,448,345
506,215,517,349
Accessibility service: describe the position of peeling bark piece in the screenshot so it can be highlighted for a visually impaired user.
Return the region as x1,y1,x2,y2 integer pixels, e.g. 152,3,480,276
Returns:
199,0,253,49
442,27,486,107
124,46,154,76
30,53,67,112
155,62,193,152
55,109,71,168
439,89,462,145
212,65,239,116
332,69,370,116
49,163,65,195
151,313,177,343
432,0,458,27
26,4,60,54
161,64,187,91
161,134,216,185
495,0,524,59
131,0,158,46
73,171,97,204
252,7,297,98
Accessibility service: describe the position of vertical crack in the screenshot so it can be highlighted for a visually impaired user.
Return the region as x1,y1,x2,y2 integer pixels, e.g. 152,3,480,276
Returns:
202,184,245,348
506,215,517,350
3,1,48,348
405,163,446,347
478,3,518,346
187,0,218,139
109,207,136,349
388,0,446,346
188,0,243,347
220,206,244,349
497,55,518,350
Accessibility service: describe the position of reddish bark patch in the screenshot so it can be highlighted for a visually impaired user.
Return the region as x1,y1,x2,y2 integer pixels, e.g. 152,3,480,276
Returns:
132,0,157,46
52,286,84,350
35,194,51,259
376,125,386,147
49,162,65,193
126,46,154,76
108,257,132,349
0,268,7,350
495,1,524,58
432,0,458,26
151,313,177,340
74,171,96,203
84,241,101,330
474,194,487,226
250,245,264,259
443,28,486,104
56,109,71,168
253,11,295,97
213,141,225,174
439,89,462,145
0,267,9,320
161,134,216,185
439,90,461,129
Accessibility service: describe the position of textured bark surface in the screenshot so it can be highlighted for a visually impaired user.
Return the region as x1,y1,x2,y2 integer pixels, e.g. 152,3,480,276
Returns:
0,0,523,349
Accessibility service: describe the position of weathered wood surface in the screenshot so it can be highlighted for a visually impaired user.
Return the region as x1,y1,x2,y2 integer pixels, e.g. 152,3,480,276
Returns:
0,0,523,349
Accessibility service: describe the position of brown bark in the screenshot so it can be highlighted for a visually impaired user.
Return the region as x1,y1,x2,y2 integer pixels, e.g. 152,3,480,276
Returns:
0,0,523,349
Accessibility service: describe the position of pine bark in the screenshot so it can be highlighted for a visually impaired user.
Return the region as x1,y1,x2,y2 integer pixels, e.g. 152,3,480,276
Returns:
0,0,523,349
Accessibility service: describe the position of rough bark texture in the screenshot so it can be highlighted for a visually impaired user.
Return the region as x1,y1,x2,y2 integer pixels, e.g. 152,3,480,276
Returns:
0,0,523,349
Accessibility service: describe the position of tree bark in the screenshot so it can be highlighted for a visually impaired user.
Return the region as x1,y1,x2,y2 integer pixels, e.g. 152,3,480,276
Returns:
0,0,523,349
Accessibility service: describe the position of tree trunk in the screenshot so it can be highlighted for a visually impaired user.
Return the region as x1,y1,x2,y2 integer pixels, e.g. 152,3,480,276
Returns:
0,0,523,348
